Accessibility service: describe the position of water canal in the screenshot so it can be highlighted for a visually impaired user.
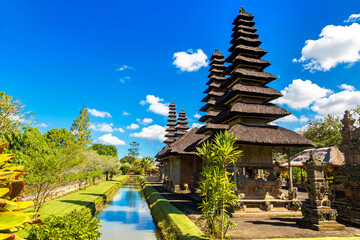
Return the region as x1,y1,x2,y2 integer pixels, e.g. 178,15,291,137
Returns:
97,178,161,240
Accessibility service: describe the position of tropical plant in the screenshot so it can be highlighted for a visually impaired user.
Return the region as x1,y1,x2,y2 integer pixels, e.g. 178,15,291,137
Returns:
140,157,154,174
196,131,242,239
28,209,101,240
0,142,43,240
120,165,130,175
134,168,144,175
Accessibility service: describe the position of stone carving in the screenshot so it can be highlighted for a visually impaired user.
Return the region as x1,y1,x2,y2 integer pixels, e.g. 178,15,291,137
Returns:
297,152,345,231
260,201,273,211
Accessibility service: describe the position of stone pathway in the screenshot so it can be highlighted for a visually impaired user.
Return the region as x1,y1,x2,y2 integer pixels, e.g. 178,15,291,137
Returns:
146,177,360,239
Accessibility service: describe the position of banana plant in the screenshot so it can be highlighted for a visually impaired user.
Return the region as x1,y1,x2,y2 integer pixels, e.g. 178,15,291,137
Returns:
0,142,44,240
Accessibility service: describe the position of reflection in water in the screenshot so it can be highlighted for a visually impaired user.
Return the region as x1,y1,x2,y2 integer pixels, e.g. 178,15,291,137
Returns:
97,180,159,240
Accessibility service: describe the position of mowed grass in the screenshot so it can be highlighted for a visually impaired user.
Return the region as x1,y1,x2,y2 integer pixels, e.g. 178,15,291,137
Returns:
30,175,128,219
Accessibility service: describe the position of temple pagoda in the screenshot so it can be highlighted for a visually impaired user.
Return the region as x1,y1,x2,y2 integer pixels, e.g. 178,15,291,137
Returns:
164,102,177,145
176,109,190,138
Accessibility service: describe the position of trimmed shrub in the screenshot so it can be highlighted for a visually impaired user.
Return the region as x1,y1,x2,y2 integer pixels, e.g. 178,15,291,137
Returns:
120,165,130,175
28,209,101,240
134,168,145,175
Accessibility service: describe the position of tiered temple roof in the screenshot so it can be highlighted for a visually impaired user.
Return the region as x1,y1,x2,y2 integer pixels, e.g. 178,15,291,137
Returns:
176,109,190,138
164,102,177,145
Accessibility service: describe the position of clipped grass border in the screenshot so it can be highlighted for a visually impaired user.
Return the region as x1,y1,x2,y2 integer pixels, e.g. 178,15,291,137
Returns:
139,177,207,240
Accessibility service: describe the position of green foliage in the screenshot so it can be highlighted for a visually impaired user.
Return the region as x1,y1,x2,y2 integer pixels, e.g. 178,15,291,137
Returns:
120,164,130,175
91,143,117,157
135,168,144,175
44,128,74,148
292,167,307,184
196,131,242,239
28,209,101,240
128,141,140,158
0,142,43,240
62,171,104,183
70,107,92,147
120,155,136,165
140,157,154,170
0,91,34,138
299,114,342,147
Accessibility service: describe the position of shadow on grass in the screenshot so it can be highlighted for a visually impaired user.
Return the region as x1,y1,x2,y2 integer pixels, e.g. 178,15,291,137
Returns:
79,193,104,196
59,200,94,209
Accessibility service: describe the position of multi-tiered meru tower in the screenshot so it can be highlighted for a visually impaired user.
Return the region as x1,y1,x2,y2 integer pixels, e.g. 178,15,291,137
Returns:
164,102,177,145
198,7,314,216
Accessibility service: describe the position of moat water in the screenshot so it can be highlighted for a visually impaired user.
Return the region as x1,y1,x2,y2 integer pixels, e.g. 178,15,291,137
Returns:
97,179,160,240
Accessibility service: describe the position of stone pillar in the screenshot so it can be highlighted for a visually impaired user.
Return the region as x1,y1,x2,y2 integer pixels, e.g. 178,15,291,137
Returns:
297,152,345,231
286,149,293,192
234,160,237,190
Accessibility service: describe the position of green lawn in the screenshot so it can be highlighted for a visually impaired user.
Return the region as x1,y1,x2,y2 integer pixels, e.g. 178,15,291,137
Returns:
253,238,360,240
30,175,128,219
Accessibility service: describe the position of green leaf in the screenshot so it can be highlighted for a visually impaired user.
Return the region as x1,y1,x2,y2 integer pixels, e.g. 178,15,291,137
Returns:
0,212,32,231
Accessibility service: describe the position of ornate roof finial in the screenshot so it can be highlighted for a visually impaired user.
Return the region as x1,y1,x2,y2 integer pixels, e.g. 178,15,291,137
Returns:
240,6,245,13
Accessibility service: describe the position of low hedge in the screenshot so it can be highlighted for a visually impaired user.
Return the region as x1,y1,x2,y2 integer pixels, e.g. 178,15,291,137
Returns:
139,177,206,240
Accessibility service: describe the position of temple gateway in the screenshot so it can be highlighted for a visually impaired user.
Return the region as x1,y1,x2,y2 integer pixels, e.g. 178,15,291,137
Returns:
156,7,315,216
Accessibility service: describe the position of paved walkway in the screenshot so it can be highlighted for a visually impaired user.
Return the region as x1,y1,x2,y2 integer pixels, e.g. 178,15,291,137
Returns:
146,177,360,239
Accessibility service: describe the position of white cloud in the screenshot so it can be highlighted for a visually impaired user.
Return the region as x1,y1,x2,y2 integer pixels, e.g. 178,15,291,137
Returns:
193,113,201,119
140,95,169,116
295,124,309,134
130,124,166,142
90,123,124,133
345,14,360,23
123,111,130,116
311,90,360,116
37,123,48,128
273,79,332,109
136,118,153,125
275,114,298,123
173,49,209,72
339,84,356,91
294,23,360,72
116,65,133,71
119,76,130,83
97,134,125,145
299,115,309,123
126,123,140,130
315,115,325,120
191,123,204,128
87,108,112,118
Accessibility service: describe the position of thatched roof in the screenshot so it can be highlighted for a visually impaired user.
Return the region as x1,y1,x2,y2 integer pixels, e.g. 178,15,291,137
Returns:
229,37,262,51
210,59,225,65
279,146,345,168
232,19,255,28
224,56,271,74
231,25,257,36
216,84,282,105
210,49,224,60
228,123,315,147
196,123,229,134
210,64,226,71
226,45,267,62
233,7,254,22
212,102,291,123
231,29,259,42
156,128,209,159
207,69,224,78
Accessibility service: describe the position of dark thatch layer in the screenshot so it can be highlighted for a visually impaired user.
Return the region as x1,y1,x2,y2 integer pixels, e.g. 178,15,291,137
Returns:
228,123,315,147
210,59,225,65
279,146,344,168
210,65,227,71
210,49,225,60
231,25,257,36
231,30,259,42
207,69,223,78
196,123,229,134
232,19,255,28
212,102,290,123
228,37,262,51
165,132,176,138
233,8,254,22
216,84,282,105
226,45,267,62
224,56,270,74
206,76,227,85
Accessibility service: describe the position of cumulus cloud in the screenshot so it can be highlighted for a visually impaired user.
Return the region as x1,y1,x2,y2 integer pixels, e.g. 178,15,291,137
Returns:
136,118,153,125
140,95,169,116
116,65,133,71
344,14,360,23
191,123,204,128
90,123,124,133
339,84,356,91
275,114,298,123
193,113,201,119
97,134,125,145
295,124,309,134
173,49,208,72
273,79,332,109
123,111,130,116
300,115,309,123
294,23,360,72
126,123,140,130
37,123,48,128
130,124,166,142
87,108,112,118
311,90,360,116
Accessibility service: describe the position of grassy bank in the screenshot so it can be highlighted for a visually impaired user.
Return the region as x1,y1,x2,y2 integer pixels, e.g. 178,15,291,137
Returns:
139,177,206,240
35,175,129,219
253,238,360,240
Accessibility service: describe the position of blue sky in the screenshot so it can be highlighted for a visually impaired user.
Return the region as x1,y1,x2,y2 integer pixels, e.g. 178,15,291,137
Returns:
1,0,360,158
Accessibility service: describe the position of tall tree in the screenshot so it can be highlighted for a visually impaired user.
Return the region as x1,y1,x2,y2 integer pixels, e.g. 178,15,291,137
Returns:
90,143,117,157
128,141,140,158
44,128,74,148
0,92,34,137
70,107,92,147
299,114,342,147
